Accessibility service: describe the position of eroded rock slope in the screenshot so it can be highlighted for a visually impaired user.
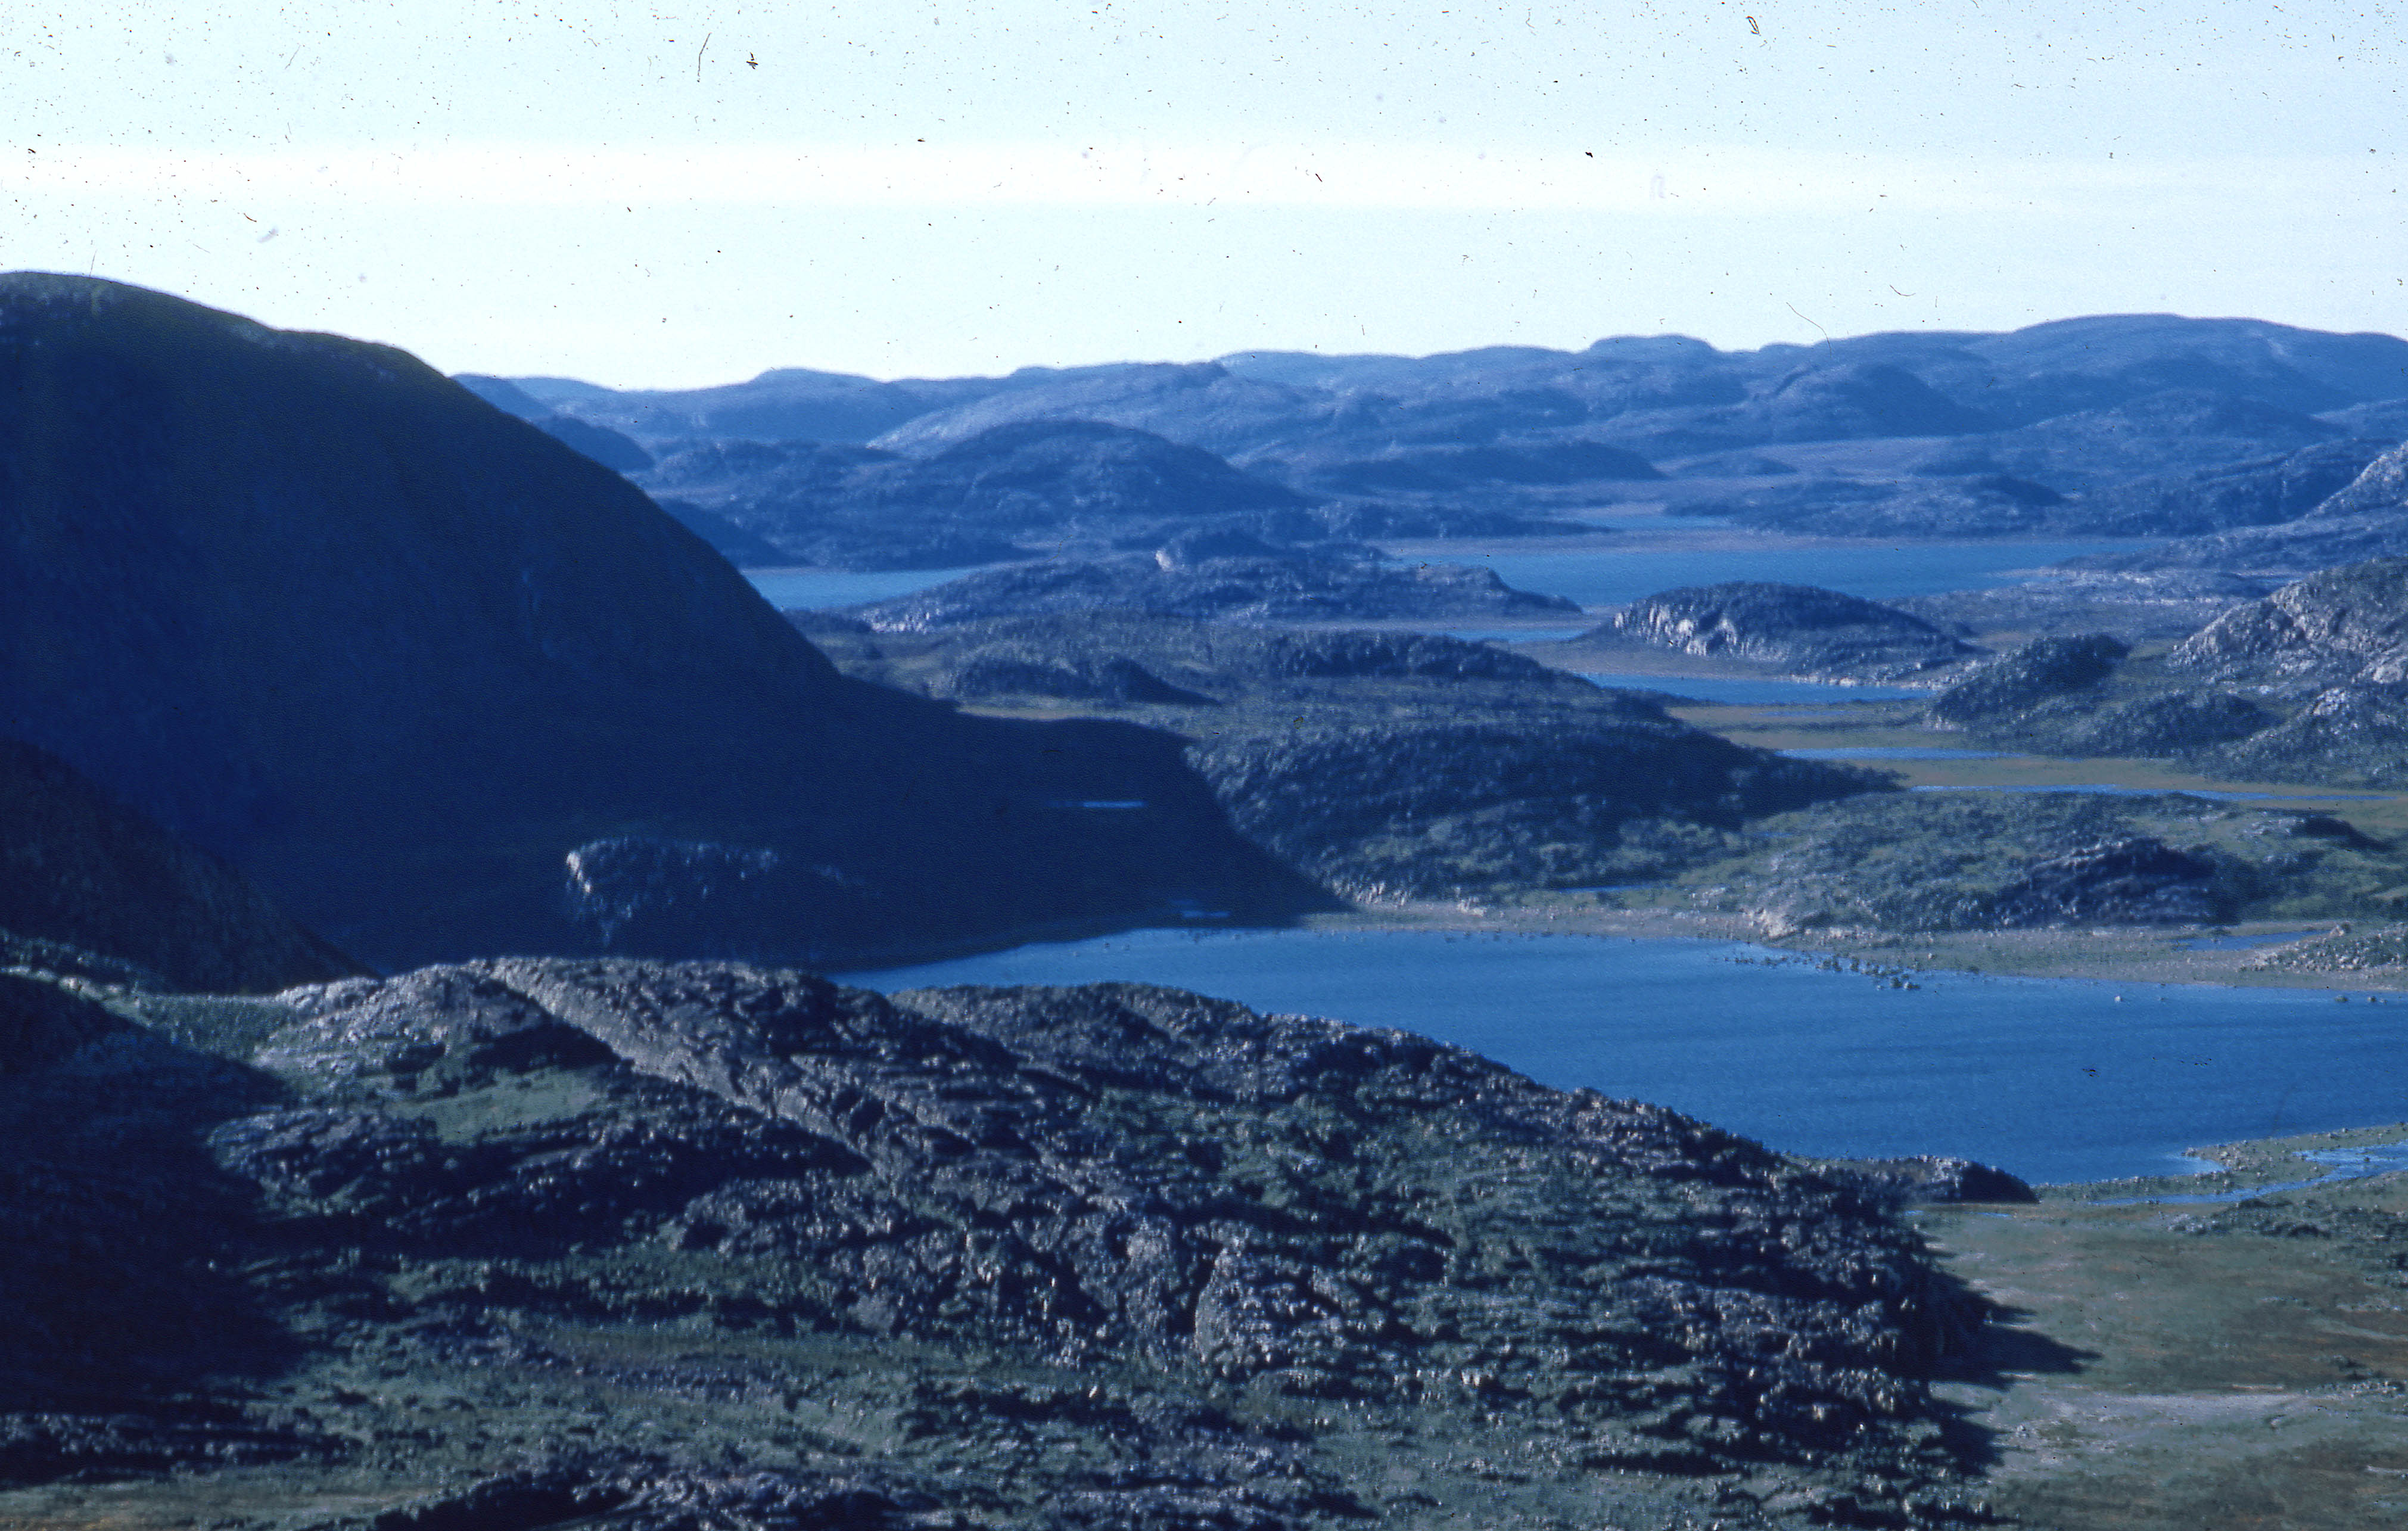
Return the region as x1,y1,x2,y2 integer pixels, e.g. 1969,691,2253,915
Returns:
0,959,1999,1529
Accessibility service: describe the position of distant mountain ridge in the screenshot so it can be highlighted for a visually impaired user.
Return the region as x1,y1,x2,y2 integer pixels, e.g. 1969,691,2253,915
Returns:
481,313,2408,563
499,314,2408,457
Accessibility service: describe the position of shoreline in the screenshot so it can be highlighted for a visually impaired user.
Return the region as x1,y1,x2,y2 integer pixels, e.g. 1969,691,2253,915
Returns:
1292,898,2408,993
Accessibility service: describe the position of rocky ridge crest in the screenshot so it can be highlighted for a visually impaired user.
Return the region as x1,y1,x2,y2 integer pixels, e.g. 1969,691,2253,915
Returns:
2,959,2000,1528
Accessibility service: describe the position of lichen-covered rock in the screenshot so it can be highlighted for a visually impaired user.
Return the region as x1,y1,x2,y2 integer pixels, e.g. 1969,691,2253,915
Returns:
0,959,1999,1527
2170,557,2408,686
1582,581,1981,682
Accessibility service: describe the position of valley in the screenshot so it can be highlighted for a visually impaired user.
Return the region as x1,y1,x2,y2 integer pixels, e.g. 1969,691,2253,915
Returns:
13,276,2408,1529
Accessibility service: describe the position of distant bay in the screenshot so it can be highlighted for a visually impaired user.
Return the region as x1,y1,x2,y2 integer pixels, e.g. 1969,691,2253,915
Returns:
745,567,989,610
1470,539,2160,610
746,539,2161,616
839,928,2408,1185
1582,674,1928,704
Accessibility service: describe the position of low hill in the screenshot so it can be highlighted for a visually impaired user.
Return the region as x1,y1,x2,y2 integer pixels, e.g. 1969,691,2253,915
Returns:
1572,582,1981,682
2167,557,2408,686
1980,389,2343,490
1591,362,1998,456
840,553,1583,630
636,420,1584,570
636,421,1311,570
798,610,1889,901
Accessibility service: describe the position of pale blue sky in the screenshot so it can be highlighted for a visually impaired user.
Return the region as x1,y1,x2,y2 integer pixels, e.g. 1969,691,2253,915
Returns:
8,2,2406,384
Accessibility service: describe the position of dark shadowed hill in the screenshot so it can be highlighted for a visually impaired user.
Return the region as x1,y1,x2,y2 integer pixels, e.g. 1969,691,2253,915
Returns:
0,275,1325,968
0,739,359,992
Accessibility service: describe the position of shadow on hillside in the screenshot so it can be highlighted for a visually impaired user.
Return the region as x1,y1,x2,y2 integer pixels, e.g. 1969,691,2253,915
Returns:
1928,1299,2096,1471
0,1013,314,1482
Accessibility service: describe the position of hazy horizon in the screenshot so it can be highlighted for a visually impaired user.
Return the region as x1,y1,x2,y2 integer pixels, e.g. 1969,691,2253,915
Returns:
13,1,2406,385
451,305,2404,394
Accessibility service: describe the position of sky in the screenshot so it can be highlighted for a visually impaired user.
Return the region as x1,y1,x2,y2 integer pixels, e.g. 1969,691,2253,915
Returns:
7,1,2407,386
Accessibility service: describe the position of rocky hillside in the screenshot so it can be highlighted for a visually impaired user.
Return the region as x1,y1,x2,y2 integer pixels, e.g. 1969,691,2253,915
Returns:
2167,556,2408,686
2068,441,2408,574
799,609,1599,706
1888,570,2270,648
1,957,1995,1529
2061,436,2394,536
1925,634,2130,726
0,276,1323,969
1576,583,1981,683
1186,714,1887,901
2146,559,2408,784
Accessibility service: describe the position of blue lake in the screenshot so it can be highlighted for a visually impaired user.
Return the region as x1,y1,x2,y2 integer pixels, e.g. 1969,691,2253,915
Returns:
1583,674,1927,705
1435,627,1594,644
1913,783,2398,803
746,567,985,609
744,540,2157,614
1781,747,2012,761
1471,542,2157,610
837,928,2408,1186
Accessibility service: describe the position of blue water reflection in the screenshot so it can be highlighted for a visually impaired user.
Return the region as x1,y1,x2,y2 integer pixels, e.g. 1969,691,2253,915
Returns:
839,928,2408,1185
